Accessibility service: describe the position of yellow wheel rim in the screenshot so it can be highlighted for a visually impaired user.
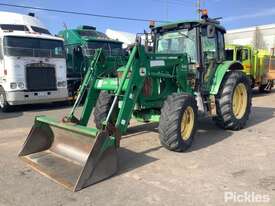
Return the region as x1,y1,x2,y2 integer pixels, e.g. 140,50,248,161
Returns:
181,106,195,141
232,83,248,119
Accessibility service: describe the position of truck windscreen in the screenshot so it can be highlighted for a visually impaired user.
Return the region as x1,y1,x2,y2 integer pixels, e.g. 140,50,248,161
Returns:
86,42,123,56
87,42,109,51
3,36,64,58
78,30,108,39
109,42,123,56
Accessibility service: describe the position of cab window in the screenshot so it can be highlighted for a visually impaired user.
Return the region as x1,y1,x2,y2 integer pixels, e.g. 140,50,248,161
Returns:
236,49,242,61
201,28,217,62
242,49,249,61
156,28,197,63
217,31,225,61
225,49,234,60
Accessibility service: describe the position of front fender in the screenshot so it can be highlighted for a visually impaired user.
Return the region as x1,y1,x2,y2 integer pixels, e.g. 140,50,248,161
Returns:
210,61,244,95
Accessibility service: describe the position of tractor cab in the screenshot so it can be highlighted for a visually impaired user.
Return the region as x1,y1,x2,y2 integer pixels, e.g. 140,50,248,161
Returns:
150,14,227,92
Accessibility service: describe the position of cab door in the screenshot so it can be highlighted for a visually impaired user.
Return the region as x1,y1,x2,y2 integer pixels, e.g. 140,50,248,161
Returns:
201,27,225,92
239,48,251,75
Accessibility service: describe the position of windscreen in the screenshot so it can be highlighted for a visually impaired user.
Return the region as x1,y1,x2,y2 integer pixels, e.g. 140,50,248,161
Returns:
86,41,123,56
156,28,197,63
109,42,123,56
3,36,64,58
78,30,108,39
87,41,109,50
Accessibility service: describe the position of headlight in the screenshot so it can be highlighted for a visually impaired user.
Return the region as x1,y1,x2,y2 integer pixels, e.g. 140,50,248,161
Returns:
57,81,67,88
10,82,17,89
18,82,25,89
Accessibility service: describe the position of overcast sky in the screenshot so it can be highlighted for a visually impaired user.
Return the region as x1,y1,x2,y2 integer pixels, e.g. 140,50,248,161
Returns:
1,0,275,34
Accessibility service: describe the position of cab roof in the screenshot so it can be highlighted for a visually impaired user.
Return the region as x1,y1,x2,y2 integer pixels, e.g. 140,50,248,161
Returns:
59,28,123,44
154,19,226,33
226,44,252,49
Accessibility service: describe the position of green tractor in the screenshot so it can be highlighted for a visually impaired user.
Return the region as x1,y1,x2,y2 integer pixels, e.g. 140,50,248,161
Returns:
19,13,252,191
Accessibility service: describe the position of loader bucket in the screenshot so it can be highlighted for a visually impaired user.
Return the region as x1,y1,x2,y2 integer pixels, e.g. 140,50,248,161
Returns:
18,116,118,192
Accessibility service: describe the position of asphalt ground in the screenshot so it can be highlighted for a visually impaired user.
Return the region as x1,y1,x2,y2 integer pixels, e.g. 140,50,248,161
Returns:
0,90,275,206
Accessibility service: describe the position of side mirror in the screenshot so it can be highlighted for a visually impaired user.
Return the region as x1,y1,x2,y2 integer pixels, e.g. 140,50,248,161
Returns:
207,24,216,38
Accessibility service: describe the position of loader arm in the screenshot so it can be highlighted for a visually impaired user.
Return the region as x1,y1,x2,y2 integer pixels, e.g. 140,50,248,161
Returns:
113,46,148,134
65,48,103,125
66,45,147,131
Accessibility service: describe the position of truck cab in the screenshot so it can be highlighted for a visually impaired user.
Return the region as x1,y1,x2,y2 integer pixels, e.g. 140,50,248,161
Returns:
59,25,126,98
0,12,68,112
225,44,252,75
225,44,275,92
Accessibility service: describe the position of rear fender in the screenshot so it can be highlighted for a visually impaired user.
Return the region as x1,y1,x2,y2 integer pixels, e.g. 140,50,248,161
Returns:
210,61,244,95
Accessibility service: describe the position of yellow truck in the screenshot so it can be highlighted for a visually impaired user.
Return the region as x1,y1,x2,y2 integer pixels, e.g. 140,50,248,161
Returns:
225,44,275,92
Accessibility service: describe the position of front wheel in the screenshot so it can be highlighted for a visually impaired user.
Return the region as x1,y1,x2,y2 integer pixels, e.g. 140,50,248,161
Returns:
159,93,198,152
214,71,252,130
93,91,118,129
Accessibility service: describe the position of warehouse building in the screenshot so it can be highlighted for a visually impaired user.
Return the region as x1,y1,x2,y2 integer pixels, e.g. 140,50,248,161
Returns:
225,24,275,52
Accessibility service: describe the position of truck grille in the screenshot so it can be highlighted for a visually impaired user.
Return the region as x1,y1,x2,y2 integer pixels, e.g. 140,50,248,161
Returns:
26,66,57,91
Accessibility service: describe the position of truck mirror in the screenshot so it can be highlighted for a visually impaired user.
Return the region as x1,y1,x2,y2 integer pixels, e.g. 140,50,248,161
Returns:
207,24,216,38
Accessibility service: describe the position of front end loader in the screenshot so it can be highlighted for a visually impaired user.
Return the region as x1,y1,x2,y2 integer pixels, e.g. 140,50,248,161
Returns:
19,12,252,191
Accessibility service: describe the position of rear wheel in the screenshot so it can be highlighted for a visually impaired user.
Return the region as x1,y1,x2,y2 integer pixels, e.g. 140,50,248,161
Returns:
159,93,198,152
0,87,11,112
94,91,118,129
214,71,252,130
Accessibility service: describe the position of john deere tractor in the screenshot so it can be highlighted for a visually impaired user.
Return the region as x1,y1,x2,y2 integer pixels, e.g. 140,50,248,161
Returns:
19,13,252,191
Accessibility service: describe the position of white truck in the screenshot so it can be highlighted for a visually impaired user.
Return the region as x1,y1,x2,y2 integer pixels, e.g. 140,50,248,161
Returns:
0,12,68,112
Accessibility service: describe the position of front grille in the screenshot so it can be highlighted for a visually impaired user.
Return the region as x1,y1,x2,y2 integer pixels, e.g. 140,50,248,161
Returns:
26,66,57,91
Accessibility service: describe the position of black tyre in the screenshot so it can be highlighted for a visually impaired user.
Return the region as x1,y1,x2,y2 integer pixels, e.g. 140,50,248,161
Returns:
159,93,198,152
94,91,118,129
214,71,252,130
0,87,11,112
